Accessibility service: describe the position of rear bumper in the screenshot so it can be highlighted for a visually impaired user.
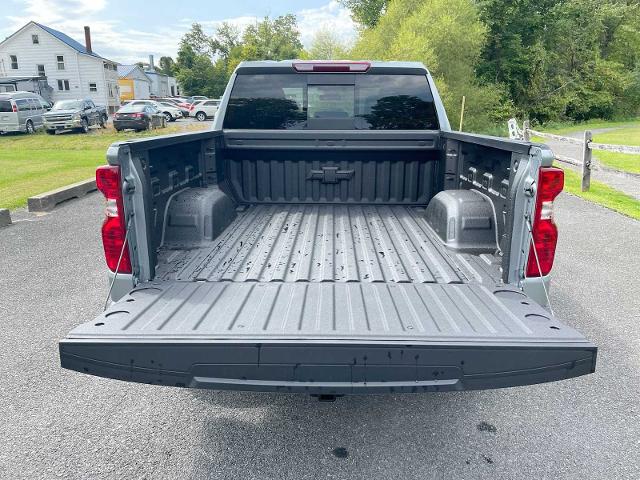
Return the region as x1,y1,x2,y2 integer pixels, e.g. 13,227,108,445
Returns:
113,119,147,129
60,339,597,394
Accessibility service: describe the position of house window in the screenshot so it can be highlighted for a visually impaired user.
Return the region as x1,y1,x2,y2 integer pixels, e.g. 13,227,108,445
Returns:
10,55,18,69
32,34,39,44
56,55,65,70
57,79,70,91
37,64,46,77
108,84,114,98
89,82,97,92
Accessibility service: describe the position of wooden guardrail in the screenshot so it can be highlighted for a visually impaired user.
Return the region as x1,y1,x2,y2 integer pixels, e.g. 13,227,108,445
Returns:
508,118,640,192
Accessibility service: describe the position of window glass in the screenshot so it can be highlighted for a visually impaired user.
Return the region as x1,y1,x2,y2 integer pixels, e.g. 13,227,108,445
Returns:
224,74,306,129
57,80,70,91
0,100,12,112
308,85,354,119
57,55,65,70
37,64,46,77
10,55,18,69
223,73,439,130
89,83,97,92
32,34,39,44
356,75,438,130
52,100,82,110
15,99,29,111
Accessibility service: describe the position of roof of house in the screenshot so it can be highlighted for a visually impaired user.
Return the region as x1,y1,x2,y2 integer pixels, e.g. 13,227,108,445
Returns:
0,21,113,62
33,22,110,60
118,65,151,81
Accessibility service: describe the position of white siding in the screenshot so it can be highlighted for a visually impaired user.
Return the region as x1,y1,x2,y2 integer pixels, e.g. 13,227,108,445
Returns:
133,80,150,99
145,71,177,97
0,23,120,110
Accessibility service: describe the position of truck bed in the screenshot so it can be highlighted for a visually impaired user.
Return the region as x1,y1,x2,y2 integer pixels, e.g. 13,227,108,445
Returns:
155,204,501,284
61,203,595,393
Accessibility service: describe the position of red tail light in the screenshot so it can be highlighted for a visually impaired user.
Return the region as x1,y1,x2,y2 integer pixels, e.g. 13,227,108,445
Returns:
292,61,371,72
96,165,131,273
526,167,564,277
11,102,17,112
189,104,195,111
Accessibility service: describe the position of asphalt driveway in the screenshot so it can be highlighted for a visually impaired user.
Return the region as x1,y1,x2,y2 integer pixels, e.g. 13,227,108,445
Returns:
0,192,638,479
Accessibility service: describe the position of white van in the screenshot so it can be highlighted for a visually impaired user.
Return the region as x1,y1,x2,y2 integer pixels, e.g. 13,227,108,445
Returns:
0,91,50,134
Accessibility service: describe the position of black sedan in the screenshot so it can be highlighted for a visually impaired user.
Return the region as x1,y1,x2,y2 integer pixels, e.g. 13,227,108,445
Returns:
113,104,166,132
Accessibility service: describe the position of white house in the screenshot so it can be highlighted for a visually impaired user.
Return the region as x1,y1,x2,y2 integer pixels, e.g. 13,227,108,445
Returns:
144,55,180,97
117,64,151,101
0,22,120,112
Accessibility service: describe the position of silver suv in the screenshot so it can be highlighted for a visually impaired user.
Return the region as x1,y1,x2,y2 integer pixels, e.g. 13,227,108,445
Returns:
0,91,50,134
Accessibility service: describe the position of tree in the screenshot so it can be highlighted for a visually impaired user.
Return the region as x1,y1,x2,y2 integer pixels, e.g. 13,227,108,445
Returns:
477,0,640,122
175,16,304,97
158,56,176,76
340,0,389,28
235,15,303,60
350,0,511,131
181,23,215,56
306,28,350,60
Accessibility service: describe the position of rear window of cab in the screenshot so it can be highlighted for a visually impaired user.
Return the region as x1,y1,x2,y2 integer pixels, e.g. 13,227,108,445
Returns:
223,74,439,130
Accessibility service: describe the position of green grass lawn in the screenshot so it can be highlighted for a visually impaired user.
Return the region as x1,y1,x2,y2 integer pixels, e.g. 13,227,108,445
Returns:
532,118,640,175
537,118,640,135
590,126,640,175
561,166,640,220
0,124,207,210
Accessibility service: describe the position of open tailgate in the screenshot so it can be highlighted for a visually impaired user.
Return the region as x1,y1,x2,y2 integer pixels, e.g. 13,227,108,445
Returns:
60,282,596,394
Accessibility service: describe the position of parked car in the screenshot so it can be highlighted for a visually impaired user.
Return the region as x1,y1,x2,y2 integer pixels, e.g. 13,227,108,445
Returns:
113,104,165,132
60,60,597,397
186,95,208,104
126,100,182,122
0,91,50,134
43,99,107,134
189,99,220,121
158,99,189,118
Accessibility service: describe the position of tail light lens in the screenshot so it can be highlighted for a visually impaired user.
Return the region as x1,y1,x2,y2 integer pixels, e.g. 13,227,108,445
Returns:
11,102,17,112
96,165,131,273
526,167,564,277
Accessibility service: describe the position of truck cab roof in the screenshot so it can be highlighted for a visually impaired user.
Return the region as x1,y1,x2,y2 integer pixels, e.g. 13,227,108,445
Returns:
234,60,430,75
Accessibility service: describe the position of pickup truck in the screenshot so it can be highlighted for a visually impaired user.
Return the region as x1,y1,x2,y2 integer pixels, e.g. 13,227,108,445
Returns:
43,99,107,134
60,61,597,395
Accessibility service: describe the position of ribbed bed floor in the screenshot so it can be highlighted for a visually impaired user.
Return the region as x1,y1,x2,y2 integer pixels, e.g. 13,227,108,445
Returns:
156,204,502,284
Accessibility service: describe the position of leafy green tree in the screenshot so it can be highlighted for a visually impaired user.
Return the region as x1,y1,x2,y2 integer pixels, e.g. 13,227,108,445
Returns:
340,0,389,28
175,16,304,98
181,23,215,56
305,27,350,59
175,42,220,96
158,56,176,76
350,0,511,131
478,0,640,122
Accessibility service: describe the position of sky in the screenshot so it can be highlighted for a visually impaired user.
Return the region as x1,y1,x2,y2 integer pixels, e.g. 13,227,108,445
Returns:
0,0,357,64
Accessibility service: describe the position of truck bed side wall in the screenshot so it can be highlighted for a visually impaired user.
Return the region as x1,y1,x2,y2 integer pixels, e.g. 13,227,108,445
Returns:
108,131,223,281
441,131,537,283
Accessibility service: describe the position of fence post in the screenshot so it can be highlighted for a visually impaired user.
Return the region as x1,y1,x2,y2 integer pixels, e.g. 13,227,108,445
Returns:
523,120,530,142
581,130,592,192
